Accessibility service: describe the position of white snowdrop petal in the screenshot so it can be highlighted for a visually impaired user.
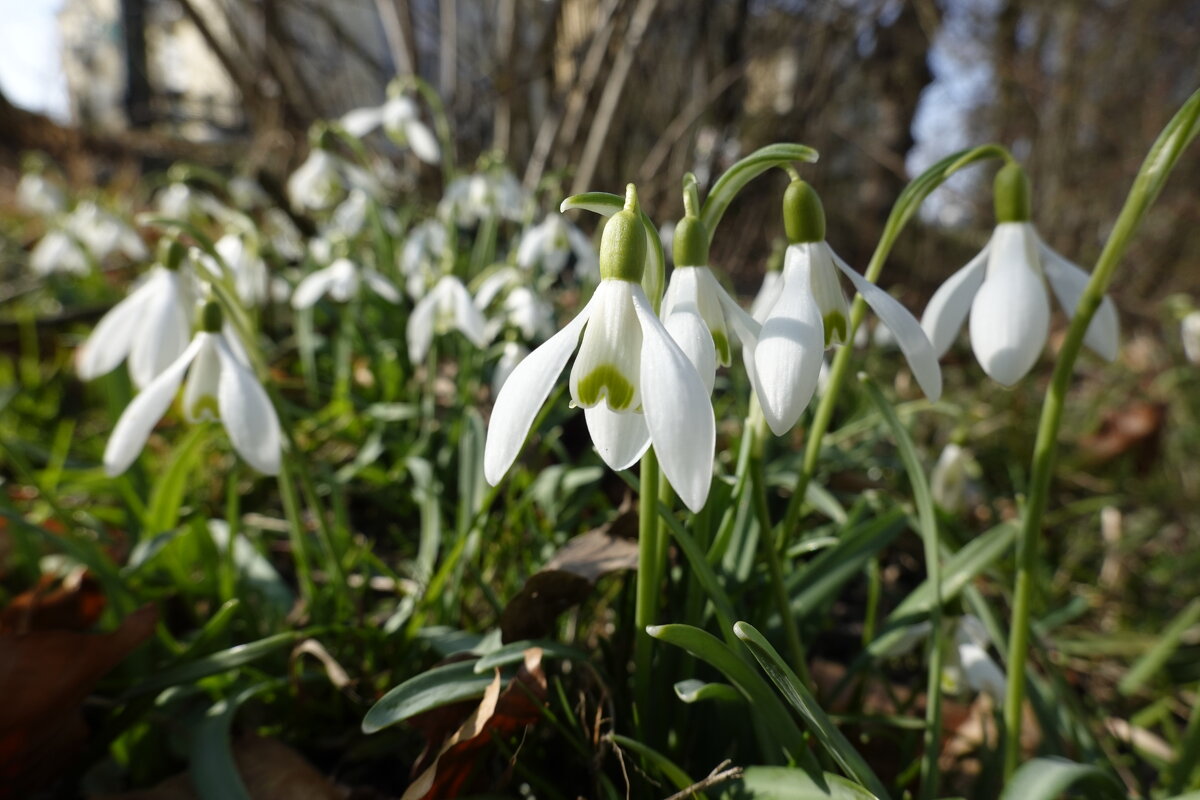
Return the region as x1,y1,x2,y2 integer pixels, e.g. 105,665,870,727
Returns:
181,337,223,423
292,265,341,309
483,297,597,485
830,247,942,401
216,337,282,475
631,286,715,513
751,270,785,324
921,244,990,358
406,291,439,364
754,248,826,435
958,642,1007,699
584,405,651,471
806,244,852,345
1038,238,1120,362
76,275,154,381
516,222,553,271
1183,312,1200,365
969,226,1050,386
664,308,716,395
128,272,192,390
103,336,205,477
404,121,442,165
442,277,489,347
570,282,642,411
363,269,401,303
341,106,385,137
718,290,765,398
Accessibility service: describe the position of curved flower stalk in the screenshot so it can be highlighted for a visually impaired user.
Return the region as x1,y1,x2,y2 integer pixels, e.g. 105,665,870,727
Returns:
755,180,942,435
292,257,401,309
406,275,489,364
104,301,282,477
483,185,715,512
77,241,196,389
341,89,440,165
659,199,761,394
439,168,529,226
922,163,1119,386
515,213,598,278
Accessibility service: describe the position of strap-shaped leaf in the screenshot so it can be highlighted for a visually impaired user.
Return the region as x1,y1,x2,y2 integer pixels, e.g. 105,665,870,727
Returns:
999,757,1124,800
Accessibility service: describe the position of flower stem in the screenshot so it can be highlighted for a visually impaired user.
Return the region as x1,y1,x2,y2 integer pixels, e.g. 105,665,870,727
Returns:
635,448,661,737
1002,87,1200,778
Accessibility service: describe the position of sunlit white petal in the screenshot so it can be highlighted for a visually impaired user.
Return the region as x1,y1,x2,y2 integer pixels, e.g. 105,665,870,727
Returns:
128,271,191,389
570,281,642,412
76,276,154,381
215,336,282,475
181,336,222,423
921,244,990,358
584,405,651,471
969,223,1049,386
1037,237,1119,362
664,307,716,394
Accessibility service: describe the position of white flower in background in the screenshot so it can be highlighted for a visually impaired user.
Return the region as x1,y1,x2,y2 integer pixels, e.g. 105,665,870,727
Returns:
229,175,272,210
755,181,941,435
17,171,66,217
199,234,270,307
288,146,376,212
30,230,91,276
492,341,528,394
930,443,974,513
328,189,371,237
483,189,715,512
659,215,762,395
341,92,440,165
475,267,555,342
922,164,1119,386
291,257,401,309
407,276,489,363
1183,311,1200,365
944,616,1007,700
104,302,281,477
71,201,148,262
400,219,449,298
154,182,221,221
263,208,305,261
439,169,529,226
516,213,598,278
77,242,195,389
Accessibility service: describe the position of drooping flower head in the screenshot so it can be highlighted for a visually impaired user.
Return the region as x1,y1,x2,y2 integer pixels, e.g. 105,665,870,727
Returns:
921,162,1119,386
515,213,598,279
754,180,942,435
483,185,715,512
341,82,441,165
77,239,196,390
17,154,66,218
407,275,489,364
104,301,282,477
292,254,401,310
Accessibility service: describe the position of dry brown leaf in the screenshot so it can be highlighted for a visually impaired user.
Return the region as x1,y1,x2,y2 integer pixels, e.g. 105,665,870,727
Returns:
92,735,345,800
1079,400,1165,467
500,511,638,642
0,604,158,798
0,568,106,634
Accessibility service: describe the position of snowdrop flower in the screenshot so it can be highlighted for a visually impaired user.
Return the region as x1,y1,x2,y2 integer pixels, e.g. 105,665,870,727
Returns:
77,241,195,389
439,168,528,226
287,134,384,212
922,163,1119,386
229,175,271,210
1183,311,1200,365
328,189,371,237
30,230,91,276
104,301,282,477
475,267,554,342
945,616,1007,700
199,233,270,307
659,210,761,394
407,275,488,363
400,220,449,298
930,442,974,513
492,341,528,394
516,213,598,278
263,209,305,261
483,186,715,512
64,201,148,264
750,241,787,323
291,257,400,309
155,182,214,220
341,89,440,165
17,168,66,217
755,181,941,435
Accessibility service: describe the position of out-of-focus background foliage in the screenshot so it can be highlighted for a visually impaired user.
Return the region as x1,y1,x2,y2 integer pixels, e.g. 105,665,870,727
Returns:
3,0,1198,298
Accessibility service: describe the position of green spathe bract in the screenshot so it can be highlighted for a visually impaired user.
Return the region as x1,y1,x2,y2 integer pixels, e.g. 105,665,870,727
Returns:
994,161,1032,223
783,179,826,243
598,184,646,283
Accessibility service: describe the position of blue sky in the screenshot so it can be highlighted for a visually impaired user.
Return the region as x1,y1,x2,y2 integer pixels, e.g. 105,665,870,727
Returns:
0,0,70,121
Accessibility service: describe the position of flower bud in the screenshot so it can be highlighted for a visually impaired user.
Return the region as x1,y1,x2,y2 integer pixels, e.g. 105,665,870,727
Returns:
672,215,709,267
993,162,1031,223
782,179,825,244
598,184,646,283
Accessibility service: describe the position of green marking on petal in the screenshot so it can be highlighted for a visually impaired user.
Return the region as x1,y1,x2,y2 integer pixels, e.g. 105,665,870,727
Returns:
823,311,847,347
190,394,220,422
712,328,732,366
577,363,635,411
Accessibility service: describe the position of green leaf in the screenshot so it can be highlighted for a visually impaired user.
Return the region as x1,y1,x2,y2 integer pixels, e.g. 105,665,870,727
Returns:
787,510,906,620
124,632,303,699
674,679,742,705
559,191,665,306
701,143,819,240
733,621,892,800
608,733,695,793
998,757,1124,800
472,639,591,673
189,682,274,800
363,659,497,734
144,424,209,533
719,767,879,799
647,623,815,770
1119,597,1200,696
